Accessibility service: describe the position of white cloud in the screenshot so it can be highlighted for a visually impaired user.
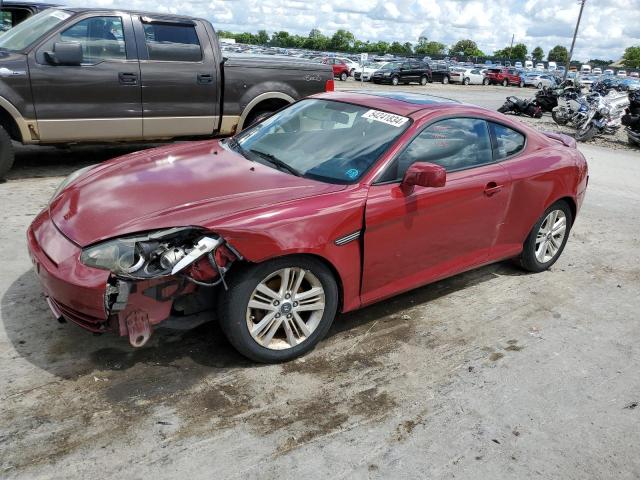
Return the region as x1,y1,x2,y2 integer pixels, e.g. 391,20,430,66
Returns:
64,0,640,61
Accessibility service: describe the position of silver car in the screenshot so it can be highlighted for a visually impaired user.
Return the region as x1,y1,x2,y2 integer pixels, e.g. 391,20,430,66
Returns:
524,73,557,89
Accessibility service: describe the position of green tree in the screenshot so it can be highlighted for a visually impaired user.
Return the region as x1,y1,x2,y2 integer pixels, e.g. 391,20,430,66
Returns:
415,40,446,56
623,46,640,68
532,46,544,62
449,39,484,57
493,43,527,60
548,45,569,63
256,30,269,45
329,29,355,51
303,28,329,50
388,41,413,55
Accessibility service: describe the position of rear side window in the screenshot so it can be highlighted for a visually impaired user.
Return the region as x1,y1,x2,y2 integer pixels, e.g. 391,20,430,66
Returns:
60,16,126,62
490,123,526,159
143,22,202,62
379,118,493,182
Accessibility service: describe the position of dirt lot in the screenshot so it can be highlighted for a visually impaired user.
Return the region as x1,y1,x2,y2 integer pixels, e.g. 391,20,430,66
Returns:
1,81,639,479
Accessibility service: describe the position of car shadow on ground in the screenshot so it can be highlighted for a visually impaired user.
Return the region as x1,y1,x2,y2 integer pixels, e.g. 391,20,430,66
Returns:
5,143,161,181
2,261,527,381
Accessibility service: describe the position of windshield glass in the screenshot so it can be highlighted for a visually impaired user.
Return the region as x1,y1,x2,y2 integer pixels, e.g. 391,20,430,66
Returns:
0,9,71,52
380,62,400,70
234,99,410,184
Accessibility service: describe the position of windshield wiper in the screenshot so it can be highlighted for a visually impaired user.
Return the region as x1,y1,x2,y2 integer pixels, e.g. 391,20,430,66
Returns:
249,149,301,177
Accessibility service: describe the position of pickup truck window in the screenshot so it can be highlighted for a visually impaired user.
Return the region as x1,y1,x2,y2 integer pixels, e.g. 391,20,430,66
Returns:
0,9,71,52
60,16,126,62
142,23,202,62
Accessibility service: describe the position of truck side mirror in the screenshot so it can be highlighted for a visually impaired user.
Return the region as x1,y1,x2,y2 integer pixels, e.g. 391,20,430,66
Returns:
45,42,83,66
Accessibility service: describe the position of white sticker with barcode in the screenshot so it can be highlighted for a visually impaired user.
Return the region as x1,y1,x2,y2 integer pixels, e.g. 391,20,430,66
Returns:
362,109,409,127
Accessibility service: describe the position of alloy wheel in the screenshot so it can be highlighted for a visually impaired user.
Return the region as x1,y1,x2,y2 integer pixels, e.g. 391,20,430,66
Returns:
535,209,567,263
246,267,325,350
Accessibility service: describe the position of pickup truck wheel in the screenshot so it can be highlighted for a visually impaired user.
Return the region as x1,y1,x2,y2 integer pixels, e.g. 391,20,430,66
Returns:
483,78,489,85
502,79,509,87
340,72,348,81
243,109,273,129
391,76,399,86
420,76,428,86
218,256,339,363
0,125,15,180
442,76,449,84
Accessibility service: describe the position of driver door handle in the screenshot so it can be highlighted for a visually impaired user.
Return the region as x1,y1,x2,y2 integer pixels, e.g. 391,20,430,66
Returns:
484,181,503,196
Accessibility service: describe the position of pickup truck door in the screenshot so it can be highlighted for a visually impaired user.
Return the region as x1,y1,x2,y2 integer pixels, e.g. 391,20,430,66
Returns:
132,16,219,139
28,12,143,141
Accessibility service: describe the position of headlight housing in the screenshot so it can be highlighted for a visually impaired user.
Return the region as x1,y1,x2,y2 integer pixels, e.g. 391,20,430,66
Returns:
50,165,95,203
80,227,220,279
383,72,391,77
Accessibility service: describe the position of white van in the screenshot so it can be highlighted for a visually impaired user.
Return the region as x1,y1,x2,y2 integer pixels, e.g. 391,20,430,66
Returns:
548,61,557,71
580,64,592,74
536,62,545,70
525,60,533,70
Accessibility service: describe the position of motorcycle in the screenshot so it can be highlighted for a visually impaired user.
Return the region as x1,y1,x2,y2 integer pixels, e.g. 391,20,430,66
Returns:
535,86,559,112
574,90,630,142
551,89,589,126
621,89,640,146
497,96,542,118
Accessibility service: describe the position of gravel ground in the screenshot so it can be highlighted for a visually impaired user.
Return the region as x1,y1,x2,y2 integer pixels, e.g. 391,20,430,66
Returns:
1,81,639,479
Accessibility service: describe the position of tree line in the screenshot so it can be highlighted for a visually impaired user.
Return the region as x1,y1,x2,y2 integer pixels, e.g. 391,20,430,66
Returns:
217,27,635,67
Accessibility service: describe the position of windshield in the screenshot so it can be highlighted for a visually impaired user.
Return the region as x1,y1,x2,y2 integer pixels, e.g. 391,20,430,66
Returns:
233,99,410,184
0,9,71,52
380,62,399,70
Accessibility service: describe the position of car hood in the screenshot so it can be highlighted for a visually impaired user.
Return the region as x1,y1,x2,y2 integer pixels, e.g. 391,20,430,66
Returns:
50,140,345,246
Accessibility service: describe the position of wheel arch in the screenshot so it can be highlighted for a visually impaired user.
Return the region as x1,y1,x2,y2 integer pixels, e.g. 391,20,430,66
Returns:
0,97,31,142
237,92,295,131
555,195,577,221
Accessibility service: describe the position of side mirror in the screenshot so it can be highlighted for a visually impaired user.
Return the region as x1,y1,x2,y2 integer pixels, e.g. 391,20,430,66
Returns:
45,42,83,66
401,162,446,193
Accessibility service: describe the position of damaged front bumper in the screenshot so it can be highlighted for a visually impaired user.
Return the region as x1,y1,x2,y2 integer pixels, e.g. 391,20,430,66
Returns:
27,209,239,347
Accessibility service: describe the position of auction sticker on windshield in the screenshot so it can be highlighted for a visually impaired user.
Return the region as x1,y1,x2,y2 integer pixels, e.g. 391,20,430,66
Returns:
362,109,409,127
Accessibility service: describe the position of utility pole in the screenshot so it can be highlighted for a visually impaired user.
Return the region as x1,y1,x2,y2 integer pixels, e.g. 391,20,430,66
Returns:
564,0,587,81
508,34,514,65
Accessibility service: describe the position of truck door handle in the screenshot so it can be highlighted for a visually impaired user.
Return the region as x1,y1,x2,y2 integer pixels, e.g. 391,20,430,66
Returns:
484,182,503,196
197,73,213,84
118,72,138,85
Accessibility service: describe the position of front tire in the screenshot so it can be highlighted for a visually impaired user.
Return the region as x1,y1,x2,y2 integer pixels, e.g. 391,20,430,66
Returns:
519,201,573,273
420,75,428,86
502,79,509,87
483,78,489,85
0,125,15,180
391,76,399,86
519,80,525,88
537,82,543,89
442,76,449,84
218,256,339,363
551,110,568,126
575,123,598,142
463,77,470,85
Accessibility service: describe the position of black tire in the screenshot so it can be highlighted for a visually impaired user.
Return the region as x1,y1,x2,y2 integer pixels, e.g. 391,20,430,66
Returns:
537,82,543,89
391,76,399,86
575,123,598,142
482,78,489,85
349,68,355,77
0,125,15,180
519,200,573,273
218,256,339,363
243,109,273,130
442,76,449,84
497,105,510,114
420,75,428,86
519,80,525,88
463,77,470,85
340,72,348,82
551,110,568,126
502,79,509,87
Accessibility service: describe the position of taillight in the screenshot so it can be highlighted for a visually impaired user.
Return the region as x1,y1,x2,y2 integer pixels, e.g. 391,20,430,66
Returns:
325,79,335,92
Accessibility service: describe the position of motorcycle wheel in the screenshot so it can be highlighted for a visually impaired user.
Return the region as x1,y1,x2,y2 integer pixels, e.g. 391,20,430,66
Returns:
575,124,598,142
551,110,568,126
498,106,510,114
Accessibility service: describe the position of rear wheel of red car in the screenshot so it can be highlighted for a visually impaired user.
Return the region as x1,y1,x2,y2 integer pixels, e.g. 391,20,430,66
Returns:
218,256,339,363
391,76,399,86
502,79,509,87
519,201,573,273
420,76,428,85
0,125,15,181
340,72,348,81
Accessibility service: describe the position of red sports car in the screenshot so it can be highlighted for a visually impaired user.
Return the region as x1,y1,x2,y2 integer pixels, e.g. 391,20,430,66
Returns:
27,91,589,363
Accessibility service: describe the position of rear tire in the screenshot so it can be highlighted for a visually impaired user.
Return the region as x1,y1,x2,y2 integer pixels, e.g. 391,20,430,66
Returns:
218,256,339,363
519,200,573,273
391,76,399,86
519,80,525,88
483,78,489,85
243,109,273,130
442,76,449,84
463,77,470,85
502,79,509,87
0,125,15,181
551,110,568,126
537,82,543,89
420,75,428,86
340,72,348,81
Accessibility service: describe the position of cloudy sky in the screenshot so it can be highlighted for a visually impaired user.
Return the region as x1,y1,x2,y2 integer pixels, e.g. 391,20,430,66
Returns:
74,0,640,61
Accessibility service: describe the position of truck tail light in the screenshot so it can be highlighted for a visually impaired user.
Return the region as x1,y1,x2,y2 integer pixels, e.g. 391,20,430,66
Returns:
325,79,335,92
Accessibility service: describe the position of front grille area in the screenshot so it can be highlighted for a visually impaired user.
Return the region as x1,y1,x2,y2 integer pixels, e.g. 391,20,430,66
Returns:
50,297,110,333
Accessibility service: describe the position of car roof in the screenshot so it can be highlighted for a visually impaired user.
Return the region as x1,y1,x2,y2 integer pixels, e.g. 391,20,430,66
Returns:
311,91,465,117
